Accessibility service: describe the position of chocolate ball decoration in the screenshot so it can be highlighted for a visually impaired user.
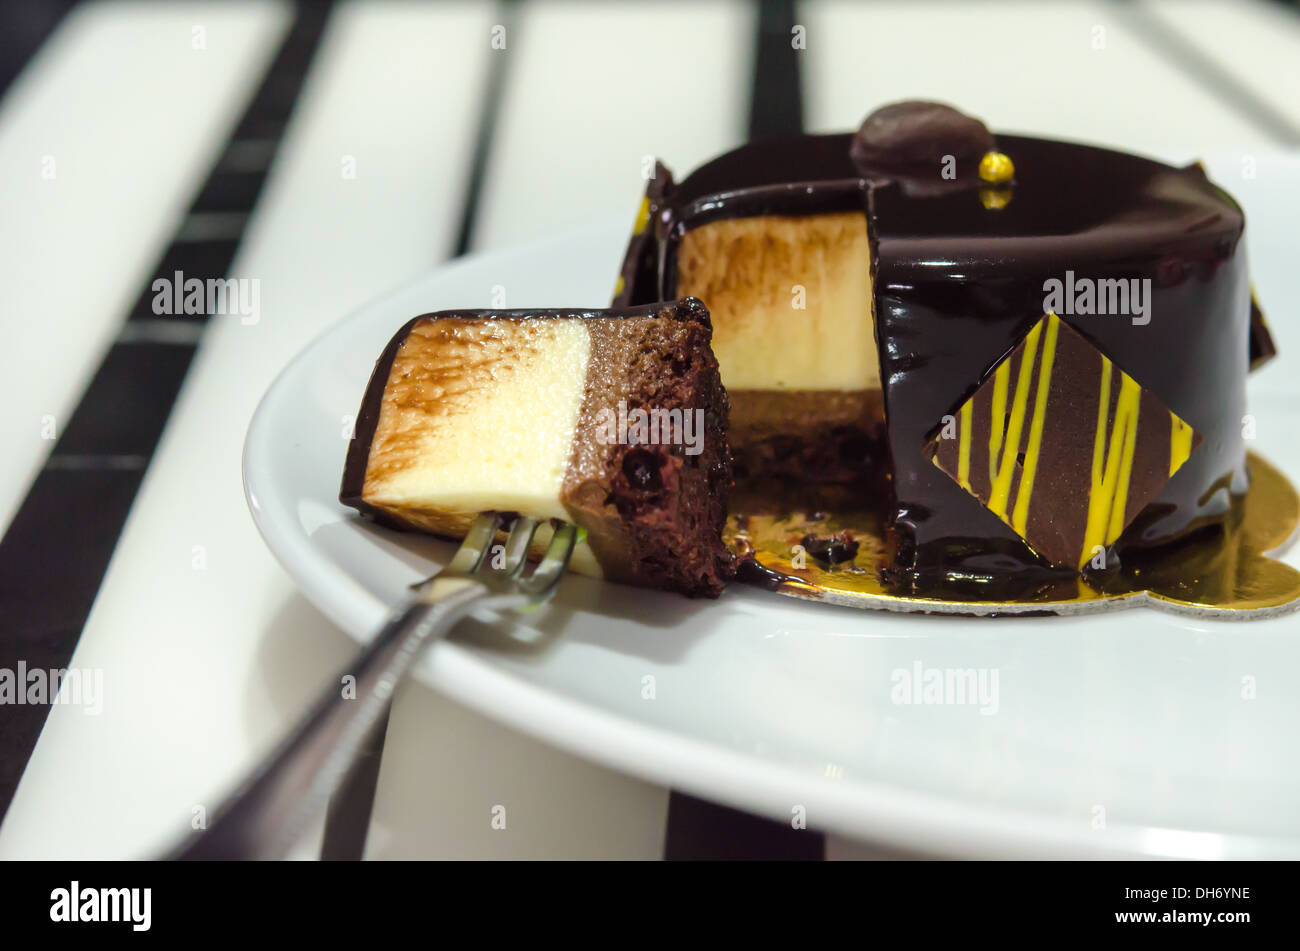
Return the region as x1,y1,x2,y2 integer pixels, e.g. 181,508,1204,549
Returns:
850,100,993,173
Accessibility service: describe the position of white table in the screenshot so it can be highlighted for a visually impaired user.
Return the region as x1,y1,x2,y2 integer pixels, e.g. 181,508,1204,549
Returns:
2,0,1298,860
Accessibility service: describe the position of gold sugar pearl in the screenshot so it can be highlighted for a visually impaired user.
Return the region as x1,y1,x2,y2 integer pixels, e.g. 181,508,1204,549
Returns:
978,150,1015,184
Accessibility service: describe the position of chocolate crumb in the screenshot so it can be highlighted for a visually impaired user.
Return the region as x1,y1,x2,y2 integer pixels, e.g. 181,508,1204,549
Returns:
800,530,860,565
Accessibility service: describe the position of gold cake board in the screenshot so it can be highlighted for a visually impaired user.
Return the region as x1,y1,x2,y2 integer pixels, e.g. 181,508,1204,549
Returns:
726,453,1300,619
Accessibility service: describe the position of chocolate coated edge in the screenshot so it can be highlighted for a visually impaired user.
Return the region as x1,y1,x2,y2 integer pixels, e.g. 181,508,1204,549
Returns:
674,180,867,231
339,314,422,525
338,300,714,525
654,134,1246,282
664,181,870,299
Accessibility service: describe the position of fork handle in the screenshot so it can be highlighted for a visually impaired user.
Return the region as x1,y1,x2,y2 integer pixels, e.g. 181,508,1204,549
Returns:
171,577,488,860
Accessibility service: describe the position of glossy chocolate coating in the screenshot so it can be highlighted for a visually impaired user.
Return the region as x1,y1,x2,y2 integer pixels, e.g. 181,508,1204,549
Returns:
873,135,1249,585
631,131,1254,588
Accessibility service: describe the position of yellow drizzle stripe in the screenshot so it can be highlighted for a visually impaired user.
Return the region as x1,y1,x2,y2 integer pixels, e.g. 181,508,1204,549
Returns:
988,361,1009,484
633,196,650,235
1080,359,1114,567
1079,366,1142,567
988,321,1043,518
1170,413,1194,476
957,403,972,490
1011,313,1060,534
1106,376,1142,543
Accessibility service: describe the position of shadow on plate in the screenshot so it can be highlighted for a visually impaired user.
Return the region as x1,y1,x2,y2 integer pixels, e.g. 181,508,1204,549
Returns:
308,516,725,665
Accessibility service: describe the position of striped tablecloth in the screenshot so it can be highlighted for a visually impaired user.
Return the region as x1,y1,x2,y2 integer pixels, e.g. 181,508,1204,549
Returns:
1,0,1298,860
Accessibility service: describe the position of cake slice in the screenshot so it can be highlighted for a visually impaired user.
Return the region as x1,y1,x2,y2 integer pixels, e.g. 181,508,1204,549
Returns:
340,298,734,597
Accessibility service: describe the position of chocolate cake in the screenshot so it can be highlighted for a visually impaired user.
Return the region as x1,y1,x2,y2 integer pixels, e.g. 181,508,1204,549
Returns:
340,299,734,597
614,100,1279,593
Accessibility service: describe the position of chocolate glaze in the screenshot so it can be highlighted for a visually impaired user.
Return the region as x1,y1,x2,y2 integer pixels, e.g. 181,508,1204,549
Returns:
629,129,1259,590
735,556,796,591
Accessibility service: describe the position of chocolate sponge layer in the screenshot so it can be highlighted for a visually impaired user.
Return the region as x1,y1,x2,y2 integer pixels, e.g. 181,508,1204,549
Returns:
562,298,734,597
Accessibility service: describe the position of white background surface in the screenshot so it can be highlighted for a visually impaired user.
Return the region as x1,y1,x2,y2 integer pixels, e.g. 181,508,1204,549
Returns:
1,0,1297,859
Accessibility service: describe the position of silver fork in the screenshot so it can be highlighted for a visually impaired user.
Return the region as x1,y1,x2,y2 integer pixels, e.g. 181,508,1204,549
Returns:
171,513,577,860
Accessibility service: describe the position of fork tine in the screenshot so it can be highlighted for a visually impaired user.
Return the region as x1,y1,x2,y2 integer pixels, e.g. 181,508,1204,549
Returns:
498,516,541,577
519,522,580,596
443,512,502,575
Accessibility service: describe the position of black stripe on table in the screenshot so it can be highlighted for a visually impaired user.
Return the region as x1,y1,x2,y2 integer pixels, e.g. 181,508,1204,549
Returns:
665,793,825,861
749,0,803,140
0,2,334,826
452,0,520,255
663,0,824,861
0,0,78,103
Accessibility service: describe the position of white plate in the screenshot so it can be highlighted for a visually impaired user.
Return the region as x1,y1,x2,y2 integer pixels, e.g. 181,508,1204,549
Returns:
244,211,1300,859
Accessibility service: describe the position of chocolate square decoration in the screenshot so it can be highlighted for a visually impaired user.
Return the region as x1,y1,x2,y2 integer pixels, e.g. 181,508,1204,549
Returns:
925,313,1201,569
611,161,672,307
1249,290,1278,372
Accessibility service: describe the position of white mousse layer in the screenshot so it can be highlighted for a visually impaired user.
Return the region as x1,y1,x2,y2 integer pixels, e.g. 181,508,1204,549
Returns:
361,317,602,576
676,211,877,392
